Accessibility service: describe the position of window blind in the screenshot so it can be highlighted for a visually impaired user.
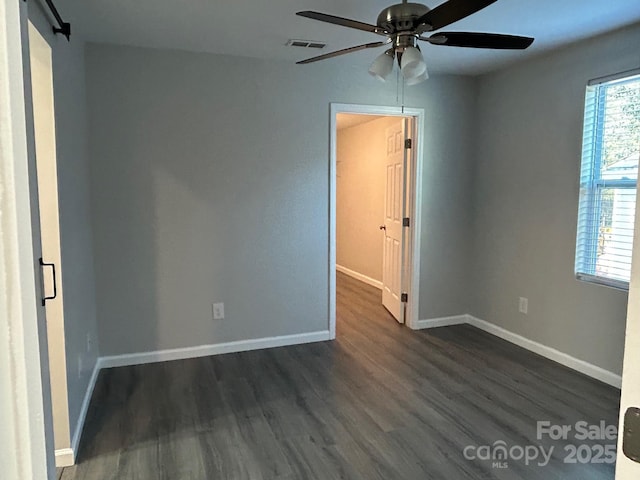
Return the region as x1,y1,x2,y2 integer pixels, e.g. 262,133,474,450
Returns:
575,73,640,289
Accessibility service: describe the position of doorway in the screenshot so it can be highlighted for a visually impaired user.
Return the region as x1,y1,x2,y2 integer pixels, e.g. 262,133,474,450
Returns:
329,104,424,337
28,22,72,466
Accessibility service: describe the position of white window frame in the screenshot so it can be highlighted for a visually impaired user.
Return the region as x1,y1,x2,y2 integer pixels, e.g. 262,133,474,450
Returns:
575,69,640,290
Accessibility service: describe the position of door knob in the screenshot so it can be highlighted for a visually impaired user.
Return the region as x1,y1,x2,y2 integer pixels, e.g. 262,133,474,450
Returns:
379,225,386,231
624,407,640,463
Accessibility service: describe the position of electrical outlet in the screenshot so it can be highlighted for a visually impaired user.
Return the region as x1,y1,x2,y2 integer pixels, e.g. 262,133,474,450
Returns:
212,302,225,320
86,333,92,352
519,297,528,314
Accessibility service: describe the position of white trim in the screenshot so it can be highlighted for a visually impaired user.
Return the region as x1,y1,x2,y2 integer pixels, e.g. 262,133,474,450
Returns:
576,272,629,292
329,106,337,340
411,313,621,388
54,332,329,464
588,68,640,86
411,315,468,330
329,103,424,335
54,449,74,468
466,315,622,389
98,331,331,369
1,0,54,478
64,359,101,465
405,115,423,332
336,264,382,290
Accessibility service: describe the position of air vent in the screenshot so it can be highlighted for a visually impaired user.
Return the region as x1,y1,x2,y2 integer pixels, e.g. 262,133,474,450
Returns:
286,39,327,49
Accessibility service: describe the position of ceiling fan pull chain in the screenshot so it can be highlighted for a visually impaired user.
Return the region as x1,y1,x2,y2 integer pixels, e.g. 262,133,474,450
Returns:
402,73,406,113
396,68,400,106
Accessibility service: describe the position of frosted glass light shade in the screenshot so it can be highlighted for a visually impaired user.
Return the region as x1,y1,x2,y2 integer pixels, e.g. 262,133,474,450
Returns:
406,67,429,85
368,51,394,82
401,46,426,80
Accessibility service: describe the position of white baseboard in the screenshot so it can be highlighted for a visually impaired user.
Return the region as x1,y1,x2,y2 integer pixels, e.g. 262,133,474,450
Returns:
412,313,621,389
411,315,468,330
72,360,100,455
98,331,332,370
58,331,329,466
465,315,622,389
56,358,101,467
55,448,74,467
336,264,382,290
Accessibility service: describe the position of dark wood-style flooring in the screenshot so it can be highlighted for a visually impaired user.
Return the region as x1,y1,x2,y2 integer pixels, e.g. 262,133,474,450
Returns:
58,273,620,479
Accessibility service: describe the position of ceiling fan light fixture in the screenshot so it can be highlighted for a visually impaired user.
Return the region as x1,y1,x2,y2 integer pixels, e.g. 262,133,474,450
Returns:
400,46,426,80
406,67,429,86
368,49,395,82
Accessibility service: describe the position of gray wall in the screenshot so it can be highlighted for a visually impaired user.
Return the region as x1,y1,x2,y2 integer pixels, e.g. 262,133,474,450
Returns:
29,4,99,441
85,43,476,356
471,23,640,375
337,116,402,283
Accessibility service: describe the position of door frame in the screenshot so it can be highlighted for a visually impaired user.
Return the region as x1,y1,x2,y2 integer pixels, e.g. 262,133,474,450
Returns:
329,103,425,336
1,0,55,477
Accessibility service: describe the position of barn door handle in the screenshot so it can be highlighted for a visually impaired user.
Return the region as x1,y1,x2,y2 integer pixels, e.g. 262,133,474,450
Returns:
379,225,386,231
39,257,57,306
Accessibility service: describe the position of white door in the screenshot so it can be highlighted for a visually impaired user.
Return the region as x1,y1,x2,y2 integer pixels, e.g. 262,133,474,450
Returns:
29,23,72,461
381,120,409,323
616,186,640,479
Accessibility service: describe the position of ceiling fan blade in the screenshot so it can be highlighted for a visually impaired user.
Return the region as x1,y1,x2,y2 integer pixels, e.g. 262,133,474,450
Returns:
297,11,383,35
426,32,534,49
297,41,389,64
416,0,497,32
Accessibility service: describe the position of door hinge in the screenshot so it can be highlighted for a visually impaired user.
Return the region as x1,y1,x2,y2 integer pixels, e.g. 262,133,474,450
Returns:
404,138,412,149
403,217,410,227
401,293,408,303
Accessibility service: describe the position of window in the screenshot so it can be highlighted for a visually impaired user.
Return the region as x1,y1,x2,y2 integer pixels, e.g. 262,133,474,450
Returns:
575,71,640,289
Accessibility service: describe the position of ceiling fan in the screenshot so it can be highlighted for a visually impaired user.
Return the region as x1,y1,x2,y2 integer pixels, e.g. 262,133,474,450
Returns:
295,0,534,85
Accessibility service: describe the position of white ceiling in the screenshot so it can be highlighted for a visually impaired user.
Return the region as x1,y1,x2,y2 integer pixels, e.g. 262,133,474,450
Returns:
337,114,386,130
58,0,640,75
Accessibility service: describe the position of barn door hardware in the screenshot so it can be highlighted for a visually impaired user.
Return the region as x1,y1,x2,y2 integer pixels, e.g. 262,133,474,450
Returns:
23,0,71,40
39,257,57,306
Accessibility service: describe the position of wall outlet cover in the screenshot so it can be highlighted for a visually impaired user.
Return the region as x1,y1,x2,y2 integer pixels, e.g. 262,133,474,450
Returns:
519,297,528,314
212,302,225,320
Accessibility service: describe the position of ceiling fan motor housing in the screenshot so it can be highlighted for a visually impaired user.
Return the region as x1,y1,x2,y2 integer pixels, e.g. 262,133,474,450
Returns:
377,3,431,33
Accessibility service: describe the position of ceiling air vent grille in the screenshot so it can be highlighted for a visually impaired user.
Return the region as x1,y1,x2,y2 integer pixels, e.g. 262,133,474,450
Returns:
286,39,326,49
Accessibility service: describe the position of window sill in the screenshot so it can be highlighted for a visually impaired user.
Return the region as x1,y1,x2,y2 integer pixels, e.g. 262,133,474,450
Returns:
576,273,629,292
